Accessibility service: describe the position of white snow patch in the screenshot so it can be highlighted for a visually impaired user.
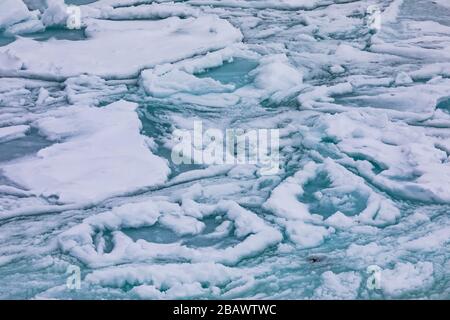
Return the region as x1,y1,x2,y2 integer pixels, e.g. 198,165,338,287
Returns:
0,16,243,79
2,100,170,204
0,125,30,143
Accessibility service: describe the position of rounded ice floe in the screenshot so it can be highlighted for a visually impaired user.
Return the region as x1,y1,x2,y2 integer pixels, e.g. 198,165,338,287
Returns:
58,197,282,268
2,100,170,204
394,72,413,86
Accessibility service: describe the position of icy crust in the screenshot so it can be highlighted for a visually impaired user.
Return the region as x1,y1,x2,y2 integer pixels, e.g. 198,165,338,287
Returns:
0,16,243,79
58,194,282,268
2,100,170,204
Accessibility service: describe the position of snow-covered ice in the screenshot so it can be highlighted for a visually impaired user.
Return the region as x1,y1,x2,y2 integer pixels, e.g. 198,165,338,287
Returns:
0,16,242,79
0,0,449,300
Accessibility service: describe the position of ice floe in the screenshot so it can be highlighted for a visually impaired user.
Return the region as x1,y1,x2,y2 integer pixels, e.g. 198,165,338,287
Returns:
0,16,243,79
0,0,44,36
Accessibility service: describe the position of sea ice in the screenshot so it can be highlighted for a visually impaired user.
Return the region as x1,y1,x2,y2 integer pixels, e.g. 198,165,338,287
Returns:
0,16,243,79
2,100,170,204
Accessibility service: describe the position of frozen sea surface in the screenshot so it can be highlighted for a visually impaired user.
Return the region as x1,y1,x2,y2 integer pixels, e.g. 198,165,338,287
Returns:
0,0,449,299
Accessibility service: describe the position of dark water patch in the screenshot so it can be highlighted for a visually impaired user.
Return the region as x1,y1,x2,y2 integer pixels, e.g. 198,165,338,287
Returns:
197,58,258,88
123,223,180,244
436,97,450,113
65,0,98,4
0,128,51,163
